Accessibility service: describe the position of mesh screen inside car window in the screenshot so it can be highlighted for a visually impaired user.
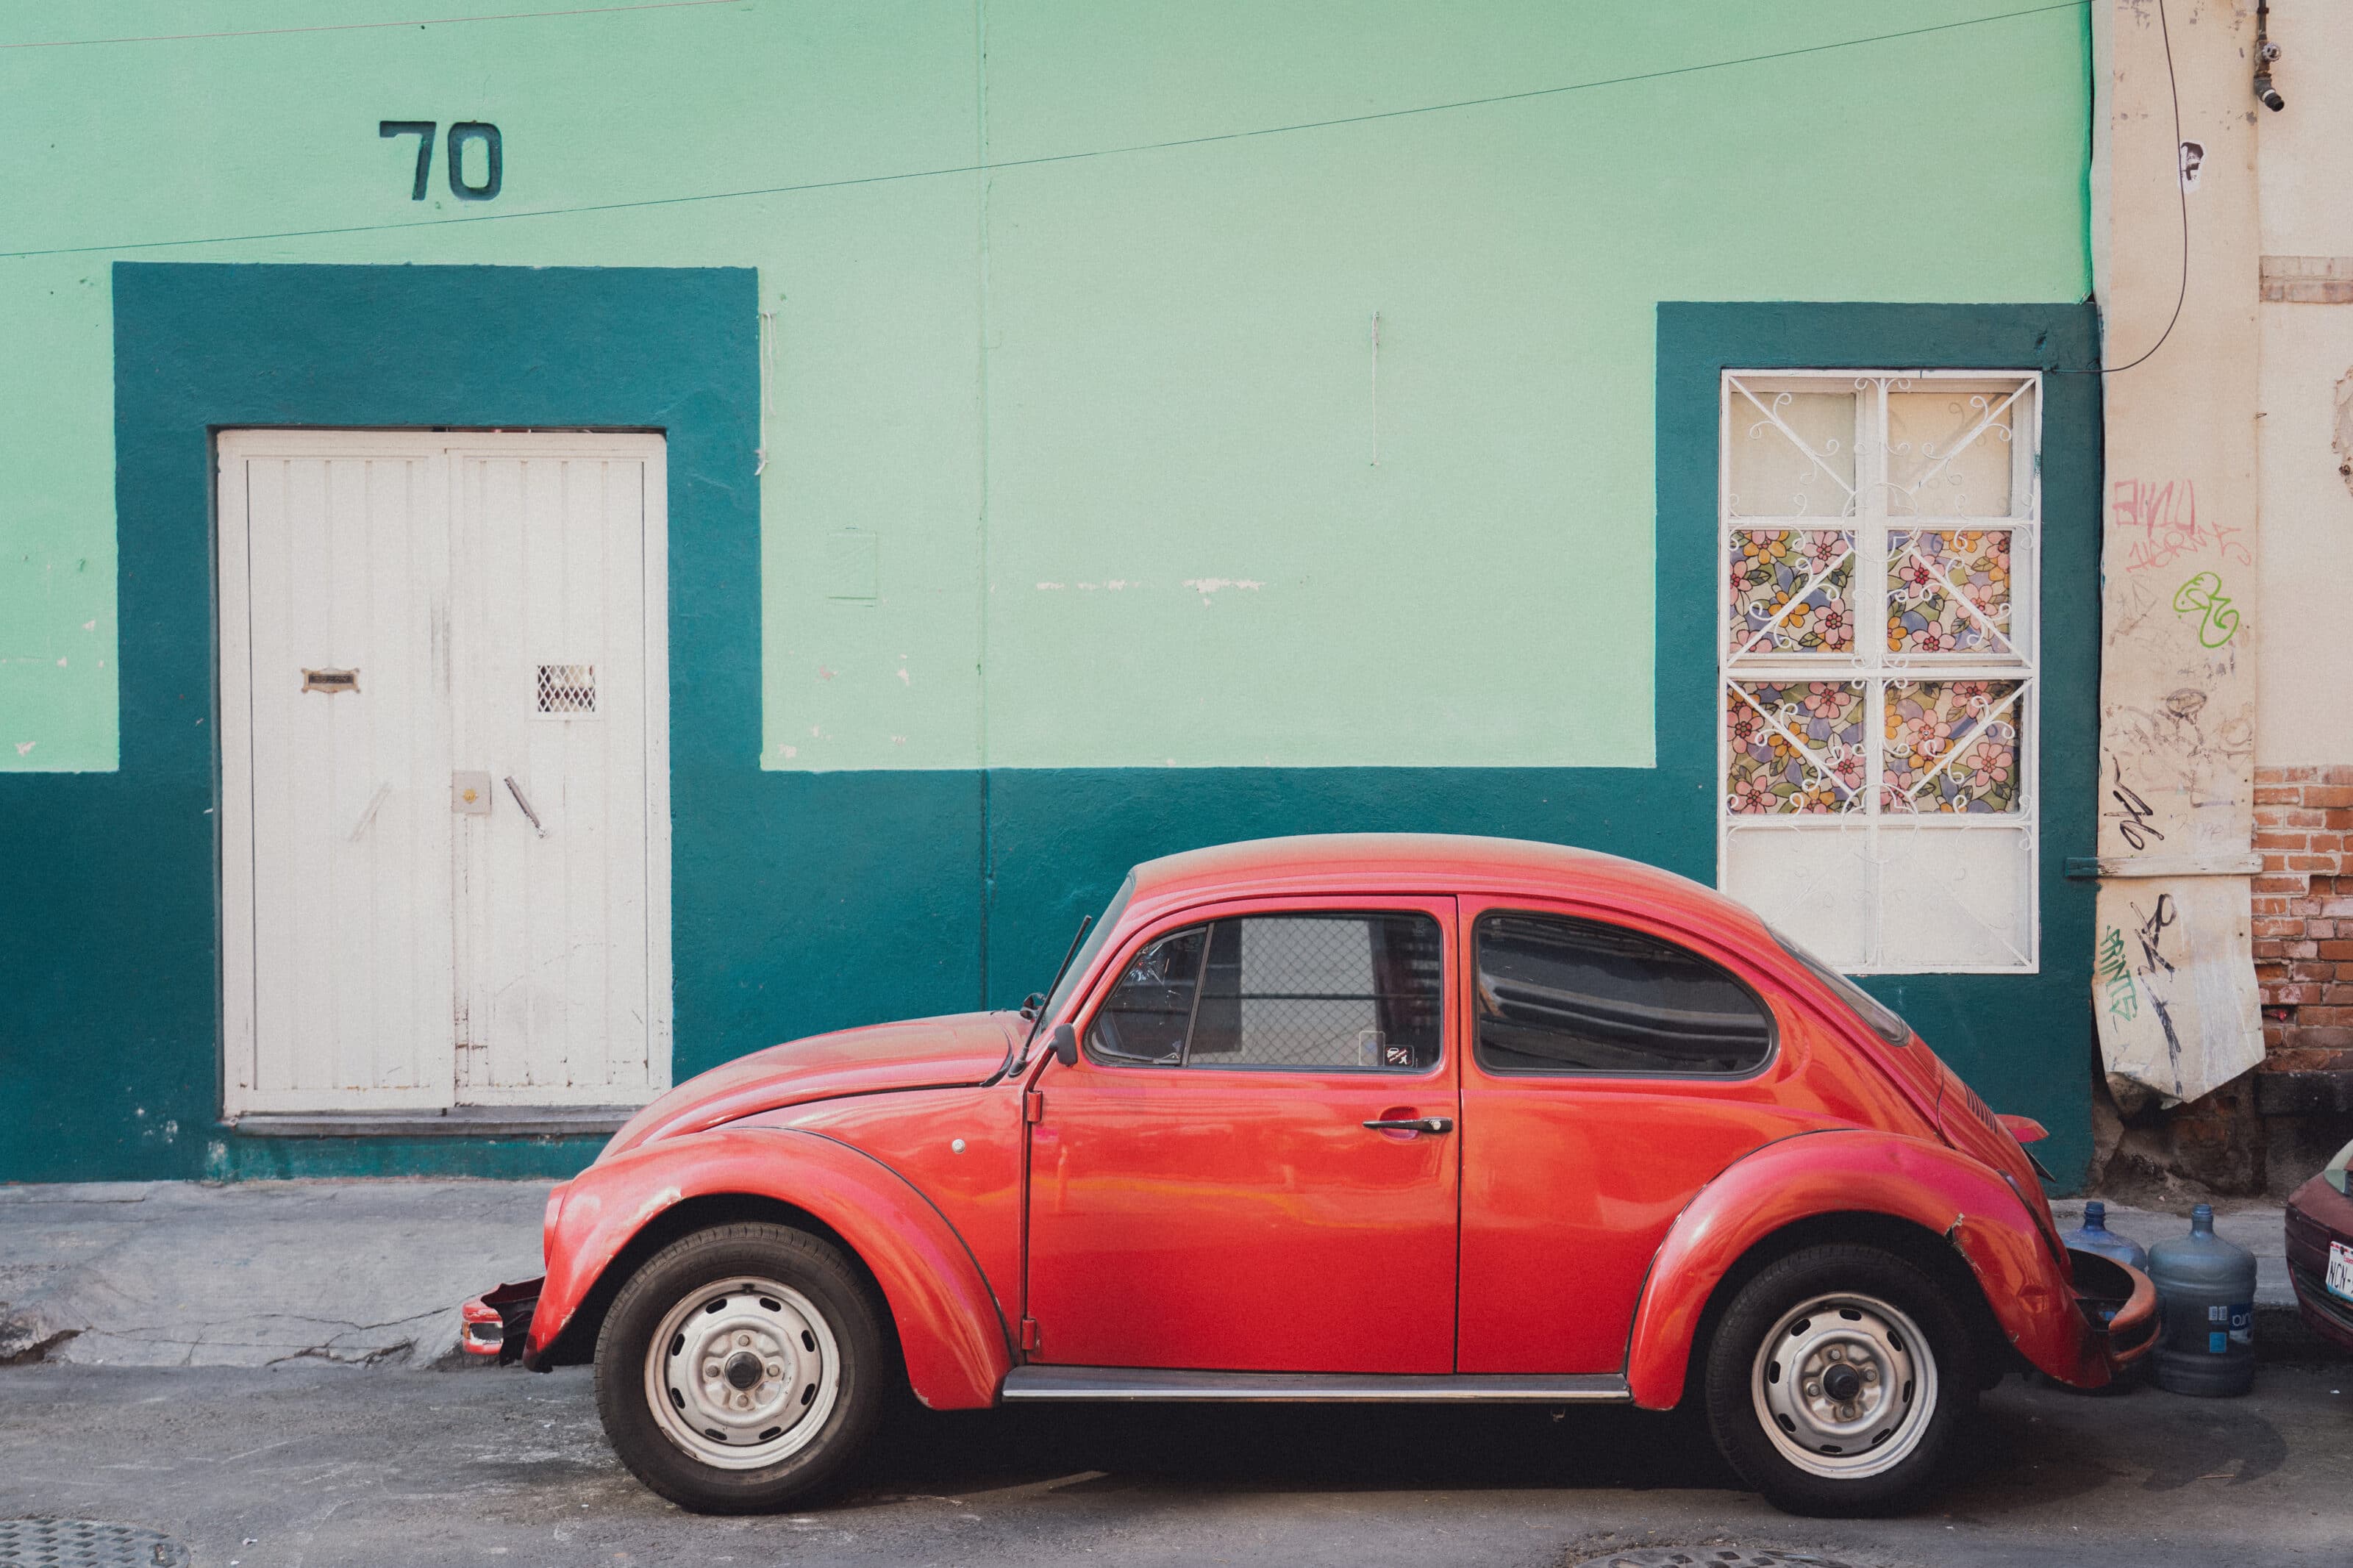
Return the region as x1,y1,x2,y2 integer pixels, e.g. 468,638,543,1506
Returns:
1087,912,1443,1070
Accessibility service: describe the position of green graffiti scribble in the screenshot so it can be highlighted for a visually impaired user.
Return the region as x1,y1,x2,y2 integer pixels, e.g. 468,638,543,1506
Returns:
2172,571,2240,648
2096,926,2139,1023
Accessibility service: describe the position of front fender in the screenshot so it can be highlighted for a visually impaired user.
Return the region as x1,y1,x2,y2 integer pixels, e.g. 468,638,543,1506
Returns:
1623,1128,2088,1408
525,1127,1013,1409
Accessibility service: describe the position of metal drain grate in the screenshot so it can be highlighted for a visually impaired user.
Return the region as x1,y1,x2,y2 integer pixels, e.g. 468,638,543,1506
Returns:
0,1519,190,1567
1570,1552,1866,1568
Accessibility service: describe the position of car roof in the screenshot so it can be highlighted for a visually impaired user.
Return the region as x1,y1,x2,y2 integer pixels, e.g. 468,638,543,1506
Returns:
1127,833,1768,939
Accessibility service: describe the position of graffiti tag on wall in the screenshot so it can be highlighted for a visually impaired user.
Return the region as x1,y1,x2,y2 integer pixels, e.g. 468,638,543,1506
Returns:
2171,572,2241,648
2111,479,2250,573
2096,925,2140,1023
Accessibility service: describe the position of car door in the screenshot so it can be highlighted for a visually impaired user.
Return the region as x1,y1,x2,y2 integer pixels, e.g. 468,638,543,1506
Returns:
1454,896,1825,1375
1024,896,1460,1373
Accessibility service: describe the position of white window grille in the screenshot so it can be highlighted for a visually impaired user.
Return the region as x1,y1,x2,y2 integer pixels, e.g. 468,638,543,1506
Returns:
1718,370,2040,973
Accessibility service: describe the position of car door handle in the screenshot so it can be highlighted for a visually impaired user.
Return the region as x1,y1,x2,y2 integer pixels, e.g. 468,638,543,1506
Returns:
1363,1117,1453,1134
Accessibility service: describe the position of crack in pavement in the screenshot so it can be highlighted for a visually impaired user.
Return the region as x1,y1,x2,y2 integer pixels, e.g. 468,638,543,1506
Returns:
0,1326,82,1367
21,1304,468,1368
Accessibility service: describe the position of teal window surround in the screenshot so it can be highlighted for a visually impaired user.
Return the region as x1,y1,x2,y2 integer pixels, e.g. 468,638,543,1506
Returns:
1654,301,2102,1184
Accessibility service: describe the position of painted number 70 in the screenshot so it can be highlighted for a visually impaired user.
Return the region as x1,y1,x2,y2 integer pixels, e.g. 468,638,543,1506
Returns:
379,121,503,201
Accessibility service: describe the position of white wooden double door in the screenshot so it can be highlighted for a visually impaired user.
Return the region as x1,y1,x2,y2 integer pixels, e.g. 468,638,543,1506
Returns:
218,431,672,1116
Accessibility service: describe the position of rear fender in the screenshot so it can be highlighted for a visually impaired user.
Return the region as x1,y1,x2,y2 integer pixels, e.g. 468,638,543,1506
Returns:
1624,1129,2085,1408
526,1128,1013,1409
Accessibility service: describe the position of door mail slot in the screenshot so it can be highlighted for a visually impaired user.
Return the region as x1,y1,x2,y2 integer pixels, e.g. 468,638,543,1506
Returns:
302,667,360,695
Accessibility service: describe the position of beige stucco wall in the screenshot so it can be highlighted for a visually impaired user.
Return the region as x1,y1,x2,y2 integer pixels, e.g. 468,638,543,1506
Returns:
2089,0,2265,1103
2254,1,2353,765
2093,0,2353,1117
2090,0,2263,861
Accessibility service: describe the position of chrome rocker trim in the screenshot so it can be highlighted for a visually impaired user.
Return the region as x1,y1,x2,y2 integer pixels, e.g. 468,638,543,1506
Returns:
999,1367,1632,1403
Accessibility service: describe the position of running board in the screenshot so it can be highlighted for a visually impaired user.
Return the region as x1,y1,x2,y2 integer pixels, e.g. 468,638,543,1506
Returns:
999,1366,1631,1403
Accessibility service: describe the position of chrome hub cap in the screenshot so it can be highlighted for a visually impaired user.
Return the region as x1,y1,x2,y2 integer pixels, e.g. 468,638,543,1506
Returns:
643,1277,840,1469
1751,1292,1937,1480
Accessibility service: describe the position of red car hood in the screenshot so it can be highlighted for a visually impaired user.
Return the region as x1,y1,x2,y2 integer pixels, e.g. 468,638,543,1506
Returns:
601,1012,1021,1160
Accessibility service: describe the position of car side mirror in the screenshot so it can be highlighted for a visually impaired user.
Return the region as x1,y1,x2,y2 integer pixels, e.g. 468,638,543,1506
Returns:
1049,1023,1079,1067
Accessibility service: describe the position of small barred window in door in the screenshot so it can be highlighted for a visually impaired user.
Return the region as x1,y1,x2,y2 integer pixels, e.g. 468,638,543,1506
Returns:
536,662,596,715
1719,371,2038,973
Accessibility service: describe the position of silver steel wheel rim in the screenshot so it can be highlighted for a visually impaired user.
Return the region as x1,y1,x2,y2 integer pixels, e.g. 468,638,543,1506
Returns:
643,1276,842,1470
1750,1292,1938,1481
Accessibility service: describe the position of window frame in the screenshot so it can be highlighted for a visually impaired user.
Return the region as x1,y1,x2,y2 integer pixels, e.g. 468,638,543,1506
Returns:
1467,904,1781,1082
1715,368,2043,976
1074,895,1454,1079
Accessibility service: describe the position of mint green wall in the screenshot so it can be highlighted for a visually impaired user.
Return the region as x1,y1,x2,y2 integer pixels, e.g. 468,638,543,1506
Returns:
0,1,2090,773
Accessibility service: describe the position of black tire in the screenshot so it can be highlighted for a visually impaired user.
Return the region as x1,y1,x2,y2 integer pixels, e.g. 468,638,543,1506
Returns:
593,1222,888,1513
1702,1243,1978,1517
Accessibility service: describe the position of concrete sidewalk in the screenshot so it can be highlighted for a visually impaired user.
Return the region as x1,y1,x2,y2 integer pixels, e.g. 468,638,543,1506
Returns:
2046,1197,2335,1356
0,1181,548,1368
0,1180,2334,1371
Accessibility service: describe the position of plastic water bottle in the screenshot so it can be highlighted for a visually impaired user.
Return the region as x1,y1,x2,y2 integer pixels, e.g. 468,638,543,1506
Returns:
2062,1200,2149,1272
2062,1202,2149,1350
2147,1204,2257,1397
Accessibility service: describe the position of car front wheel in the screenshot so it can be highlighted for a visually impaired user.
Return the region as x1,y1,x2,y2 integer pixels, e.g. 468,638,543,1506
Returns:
1703,1243,1978,1517
593,1222,887,1512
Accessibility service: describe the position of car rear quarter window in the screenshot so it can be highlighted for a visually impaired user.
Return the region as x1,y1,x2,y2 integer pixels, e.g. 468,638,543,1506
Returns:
1474,912,1773,1076
1771,926,1913,1046
1087,912,1443,1070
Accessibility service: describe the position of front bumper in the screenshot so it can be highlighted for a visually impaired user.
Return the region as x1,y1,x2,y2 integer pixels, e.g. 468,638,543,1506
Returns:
2287,1264,2353,1352
2067,1248,2159,1376
2285,1177,2353,1353
460,1277,543,1364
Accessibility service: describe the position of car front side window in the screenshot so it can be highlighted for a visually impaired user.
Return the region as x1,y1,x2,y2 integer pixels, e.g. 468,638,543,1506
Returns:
1086,912,1443,1070
1474,911,1773,1076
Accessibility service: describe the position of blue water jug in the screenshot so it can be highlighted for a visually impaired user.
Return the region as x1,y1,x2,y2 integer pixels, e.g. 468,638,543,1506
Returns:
2146,1204,2256,1397
2063,1200,2149,1272
2071,1203,2146,1278
2063,1202,2149,1347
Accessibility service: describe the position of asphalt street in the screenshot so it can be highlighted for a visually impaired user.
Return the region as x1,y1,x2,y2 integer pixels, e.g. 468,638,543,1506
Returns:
2,1360,2348,1568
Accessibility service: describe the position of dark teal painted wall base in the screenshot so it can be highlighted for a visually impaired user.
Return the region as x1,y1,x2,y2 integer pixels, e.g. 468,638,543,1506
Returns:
0,278,2100,1190
204,1135,611,1182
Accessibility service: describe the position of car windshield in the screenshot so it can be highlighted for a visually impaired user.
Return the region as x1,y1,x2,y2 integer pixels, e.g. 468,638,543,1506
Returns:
1771,927,1913,1046
2327,1135,2352,1198
1040,873,1134,1025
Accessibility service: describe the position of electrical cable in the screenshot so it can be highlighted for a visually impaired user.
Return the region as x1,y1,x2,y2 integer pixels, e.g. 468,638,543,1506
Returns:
0,0,2090,262
0,0,744,51
2053,0,2185,376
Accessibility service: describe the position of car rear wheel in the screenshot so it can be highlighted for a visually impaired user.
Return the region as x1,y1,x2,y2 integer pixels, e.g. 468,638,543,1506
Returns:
593,1222,887,1512
1703,1243,1977,1517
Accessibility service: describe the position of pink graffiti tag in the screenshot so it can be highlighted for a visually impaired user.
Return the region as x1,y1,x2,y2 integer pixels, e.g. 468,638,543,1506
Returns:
2111,479,2250,573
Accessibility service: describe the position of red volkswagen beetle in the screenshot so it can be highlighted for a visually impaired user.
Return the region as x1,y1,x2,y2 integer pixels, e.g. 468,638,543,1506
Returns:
465,834,2153,1517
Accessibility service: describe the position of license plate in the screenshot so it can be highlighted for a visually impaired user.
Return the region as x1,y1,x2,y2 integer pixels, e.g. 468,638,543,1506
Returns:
2329,1240,2353,1303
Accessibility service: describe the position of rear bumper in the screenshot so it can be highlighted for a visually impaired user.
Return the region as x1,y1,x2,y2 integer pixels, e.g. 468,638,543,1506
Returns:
2067,1249,2159,1378
460,1277,543,1365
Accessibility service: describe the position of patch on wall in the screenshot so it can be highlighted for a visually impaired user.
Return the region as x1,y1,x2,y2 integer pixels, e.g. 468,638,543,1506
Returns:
2336,368,2353,502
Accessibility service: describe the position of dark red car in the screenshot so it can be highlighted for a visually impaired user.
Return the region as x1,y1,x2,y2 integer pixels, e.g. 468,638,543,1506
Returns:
466,834,2152,1517
2285,1137,2353,1353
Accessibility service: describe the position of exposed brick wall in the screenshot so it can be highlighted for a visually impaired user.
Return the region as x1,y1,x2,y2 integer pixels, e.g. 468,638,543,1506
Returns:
2254,765,2353,1070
